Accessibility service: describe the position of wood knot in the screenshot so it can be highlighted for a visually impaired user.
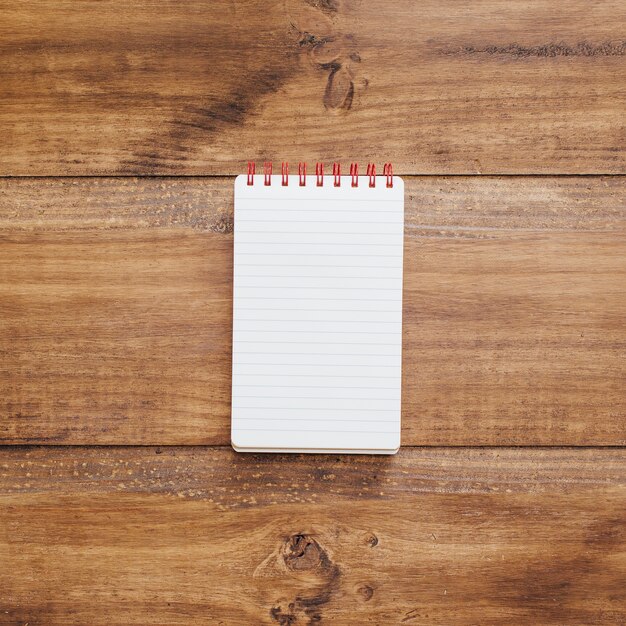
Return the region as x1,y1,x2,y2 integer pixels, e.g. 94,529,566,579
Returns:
283,534,323,572
289,1,360,112
357,584,374,601
323,62,354,111
364,532,378,547
270,534,341,624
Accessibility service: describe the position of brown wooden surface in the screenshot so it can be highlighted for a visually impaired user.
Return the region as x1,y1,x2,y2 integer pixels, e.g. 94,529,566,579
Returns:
1,446,625,625
2,2,626,622
1,176,624,445
2,0,626,175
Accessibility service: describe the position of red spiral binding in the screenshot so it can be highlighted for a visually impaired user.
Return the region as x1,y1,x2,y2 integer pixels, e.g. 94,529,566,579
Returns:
316,162,324,186
350,162,359,187
333,162,341,187
246,162,393,188
383,162,393,188
247,161,255,186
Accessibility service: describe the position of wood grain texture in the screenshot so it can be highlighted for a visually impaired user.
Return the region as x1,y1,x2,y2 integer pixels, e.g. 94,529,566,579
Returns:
1,446,625,625
1,177,624,445
1,0,626,175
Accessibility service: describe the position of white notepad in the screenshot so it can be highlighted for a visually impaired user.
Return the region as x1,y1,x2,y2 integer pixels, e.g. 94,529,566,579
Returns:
231,170,404,454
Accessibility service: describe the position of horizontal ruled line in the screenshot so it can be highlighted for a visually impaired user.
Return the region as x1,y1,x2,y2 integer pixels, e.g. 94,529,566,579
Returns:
236,220,402,225
237,232,403,236
236,251,402,256
233,407,397,413
236,276,399,281
237,198,402,204
232,387,394,398
232,428,398,434
235,286,400,291
236,310,398,314
234,331,399,335
233,320,399,324
235,342,398,346
233,417,397,422
237,245,399,249
237,237,401,242
237,352,399,357
234,374,397,379
237,264,401,268
237,300,400,304
234,365,399,370
233,385,398,389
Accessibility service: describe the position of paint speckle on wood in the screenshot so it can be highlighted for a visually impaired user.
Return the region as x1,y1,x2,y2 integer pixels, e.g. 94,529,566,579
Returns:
453,41,626,58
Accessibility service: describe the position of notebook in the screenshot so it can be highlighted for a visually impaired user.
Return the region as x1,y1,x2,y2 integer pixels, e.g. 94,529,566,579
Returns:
231,162,404,454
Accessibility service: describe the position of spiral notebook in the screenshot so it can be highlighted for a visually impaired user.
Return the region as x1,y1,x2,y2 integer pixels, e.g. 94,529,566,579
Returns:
231,163,404,454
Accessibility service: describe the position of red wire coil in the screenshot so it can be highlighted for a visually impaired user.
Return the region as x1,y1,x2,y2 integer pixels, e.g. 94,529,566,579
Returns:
350,163,359,187
247,161,255,186
246,162,393,188
333,163,341,187
316,162,324,186
383,162,393,188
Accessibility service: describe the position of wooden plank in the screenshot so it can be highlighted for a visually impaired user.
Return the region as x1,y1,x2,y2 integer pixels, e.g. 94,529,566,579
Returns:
1,1,625,175
1,446,625,625
1,177,624,445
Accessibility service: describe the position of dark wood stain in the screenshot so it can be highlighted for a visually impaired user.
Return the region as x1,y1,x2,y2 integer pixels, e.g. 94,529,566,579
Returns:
119,2,349,173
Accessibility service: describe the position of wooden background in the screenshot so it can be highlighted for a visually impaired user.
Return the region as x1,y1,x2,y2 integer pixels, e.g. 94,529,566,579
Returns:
1,1,625,624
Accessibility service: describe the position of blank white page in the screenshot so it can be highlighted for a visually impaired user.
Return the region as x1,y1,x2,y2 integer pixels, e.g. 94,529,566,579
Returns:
231,173,404,454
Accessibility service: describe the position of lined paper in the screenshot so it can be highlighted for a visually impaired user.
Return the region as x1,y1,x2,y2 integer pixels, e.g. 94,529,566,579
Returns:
231,174,404,453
